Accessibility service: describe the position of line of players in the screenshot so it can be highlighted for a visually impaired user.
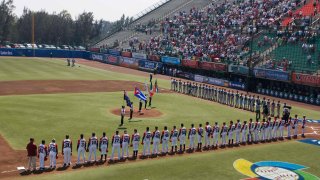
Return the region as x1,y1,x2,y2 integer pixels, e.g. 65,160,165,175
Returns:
36,116,307,170
171,79,283,120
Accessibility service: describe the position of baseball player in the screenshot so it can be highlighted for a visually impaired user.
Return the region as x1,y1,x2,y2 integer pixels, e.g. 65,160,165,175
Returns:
276,101,281,118
76,134,86,165
267,118,273,141
121,130,130,159
271,100,275,117
87,133,98,163
142,127,152,156
243,95,248,110
212,122,220,149
99,132,109,162
227,121,235,146
231,91,235,106
131,129,140,158
267,99,271,116
260,119,266,142
301,116,306,137
240,121,248,144
48,139,58,169
254,119,260,143
204,122,212,149
62,135,72,167
161,126,170,154
152,126,161,155
279,118,286,140
38,140,47,170
272,117,279,140
251,95,255,112
110,131,121,161
188,124,196,151
287,117,292,139
178,123,187,152
170,126,179,153
248,119,255,143
220,122,228,147
235,91,239,108
197,124,204,151
235,119,242,145
239,93,243,109
292,115,299,139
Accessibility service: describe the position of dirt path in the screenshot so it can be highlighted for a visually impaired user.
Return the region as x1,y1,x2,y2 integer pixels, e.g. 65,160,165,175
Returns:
0,80,152,96
75,59,320,111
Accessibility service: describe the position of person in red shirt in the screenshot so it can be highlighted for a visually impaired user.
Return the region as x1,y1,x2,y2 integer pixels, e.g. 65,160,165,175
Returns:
26,138,37,172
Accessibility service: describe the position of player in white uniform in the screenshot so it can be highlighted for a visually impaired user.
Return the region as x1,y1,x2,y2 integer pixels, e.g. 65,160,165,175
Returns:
121,130,130,159
188,124,196,151
178,123,187,152
99,132,109,162
254,120,260,143
286,117,292,139
62,135,72,167
161,126,170,154
301,116,306,137
204,122,212,149
235,120,242,145
170,126,179,153
212,122,220,149
248,119,254,143
110,131,121,161
227,121,235,146
38,140,47,170
292,115,299,138
76,134,86,165
241,121,248,144
48,139,58,169
131,129,140,158
266,118,272,141
197,124,204,151
260,119,266,142
220,122,228,147
279,118,285,140
142,127,152,156
272,118,279,140
152,126,161,155
87,133,98,163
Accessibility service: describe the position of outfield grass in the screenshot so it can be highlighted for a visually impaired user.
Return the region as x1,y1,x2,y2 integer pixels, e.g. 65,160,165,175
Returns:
23,141,320,180
0,57,170,89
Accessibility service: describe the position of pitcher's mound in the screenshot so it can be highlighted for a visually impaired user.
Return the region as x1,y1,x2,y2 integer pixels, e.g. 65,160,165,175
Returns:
111,108,162,118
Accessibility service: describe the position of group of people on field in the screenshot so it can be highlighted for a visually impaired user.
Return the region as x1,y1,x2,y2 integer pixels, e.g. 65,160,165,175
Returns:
26,114,308,172
171,78,287,120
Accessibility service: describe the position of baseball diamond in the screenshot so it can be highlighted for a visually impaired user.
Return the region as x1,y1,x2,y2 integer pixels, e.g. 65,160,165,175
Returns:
0,0,320,179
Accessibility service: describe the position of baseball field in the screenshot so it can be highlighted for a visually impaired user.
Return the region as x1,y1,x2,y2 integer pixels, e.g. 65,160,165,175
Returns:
0,57,319,180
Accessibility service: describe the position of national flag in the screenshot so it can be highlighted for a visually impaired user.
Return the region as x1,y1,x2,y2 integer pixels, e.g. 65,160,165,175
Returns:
123,90,131,107
134,87,147,101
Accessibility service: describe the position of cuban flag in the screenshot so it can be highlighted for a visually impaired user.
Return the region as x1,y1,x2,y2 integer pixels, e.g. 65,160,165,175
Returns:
134,87,147,101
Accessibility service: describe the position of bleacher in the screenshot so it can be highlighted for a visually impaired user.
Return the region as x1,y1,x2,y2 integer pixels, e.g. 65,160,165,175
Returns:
94,0,212,49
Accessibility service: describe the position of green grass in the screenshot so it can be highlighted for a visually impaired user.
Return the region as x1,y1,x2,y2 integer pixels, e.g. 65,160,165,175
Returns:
0,57,319,180
23,141,320,180
0,57,170,89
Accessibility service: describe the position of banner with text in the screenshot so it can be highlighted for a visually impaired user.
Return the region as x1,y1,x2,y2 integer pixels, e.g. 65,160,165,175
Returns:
229,81,246,90
118,57,139,69
182,60,199,68
148,54,161,62
132,52,147,60
121,51,132,58
199,61,227,72
228,65,249,75
161,56,181,65
105,54,119,65
292,73,320,87
138,59,163,73
91,53,105,61
253,68,289,81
